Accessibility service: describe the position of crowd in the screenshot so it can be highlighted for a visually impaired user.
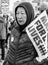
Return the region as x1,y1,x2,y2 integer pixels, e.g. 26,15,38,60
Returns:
0,0,48,65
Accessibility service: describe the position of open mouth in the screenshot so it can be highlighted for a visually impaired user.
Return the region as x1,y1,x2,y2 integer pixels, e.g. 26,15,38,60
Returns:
19,20,23,23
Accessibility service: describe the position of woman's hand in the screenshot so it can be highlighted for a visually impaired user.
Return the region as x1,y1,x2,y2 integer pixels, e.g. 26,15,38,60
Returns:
33,57,48,65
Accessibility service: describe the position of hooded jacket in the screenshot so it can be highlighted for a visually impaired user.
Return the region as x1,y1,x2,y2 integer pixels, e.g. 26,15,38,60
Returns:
15,2,34,31
3,2,39,65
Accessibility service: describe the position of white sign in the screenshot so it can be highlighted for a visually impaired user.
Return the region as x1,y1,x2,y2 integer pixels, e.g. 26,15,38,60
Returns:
26,10,48,62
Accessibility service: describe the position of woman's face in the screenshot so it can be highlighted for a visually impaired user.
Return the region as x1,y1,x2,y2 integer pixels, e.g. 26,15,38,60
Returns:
16,7,27,25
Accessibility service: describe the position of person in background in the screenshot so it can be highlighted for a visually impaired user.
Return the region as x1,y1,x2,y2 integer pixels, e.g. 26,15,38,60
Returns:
0,16,6,60
3,2,47,65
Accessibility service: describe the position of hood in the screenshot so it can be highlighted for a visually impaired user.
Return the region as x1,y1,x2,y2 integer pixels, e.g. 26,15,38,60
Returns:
15,2,34,32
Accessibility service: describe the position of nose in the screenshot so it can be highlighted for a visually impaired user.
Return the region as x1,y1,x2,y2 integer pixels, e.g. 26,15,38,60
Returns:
18,13,22,19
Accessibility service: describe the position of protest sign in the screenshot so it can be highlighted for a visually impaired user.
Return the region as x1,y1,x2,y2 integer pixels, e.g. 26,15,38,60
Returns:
40,10,48,32
26,10,48,62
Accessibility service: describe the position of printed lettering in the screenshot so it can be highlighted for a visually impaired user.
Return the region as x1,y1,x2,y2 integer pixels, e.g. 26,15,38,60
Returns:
39,29,46,36
29,28,35,32
38,45,46,55
42,35,46,42
31,30,37,37
41,16,47,24
33,35,42,46
35,20,41,26
36,24,43,31
28,26,33,31
35,20,46,36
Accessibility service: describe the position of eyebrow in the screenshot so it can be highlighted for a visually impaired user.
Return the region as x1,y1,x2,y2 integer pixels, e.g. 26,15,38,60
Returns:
17,11,25,13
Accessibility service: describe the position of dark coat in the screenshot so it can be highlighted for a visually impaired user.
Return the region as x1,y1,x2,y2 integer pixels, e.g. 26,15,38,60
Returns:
4,26,38,65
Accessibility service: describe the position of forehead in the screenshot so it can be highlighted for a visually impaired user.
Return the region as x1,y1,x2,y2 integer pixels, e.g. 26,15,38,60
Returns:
16,7,26,12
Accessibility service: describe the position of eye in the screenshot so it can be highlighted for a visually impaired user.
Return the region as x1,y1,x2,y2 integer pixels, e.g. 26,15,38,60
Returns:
21,13,24,14
16,12,19,14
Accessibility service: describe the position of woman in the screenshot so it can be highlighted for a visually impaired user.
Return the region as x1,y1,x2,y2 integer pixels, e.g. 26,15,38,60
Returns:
0,16,6,60
3,2,46,65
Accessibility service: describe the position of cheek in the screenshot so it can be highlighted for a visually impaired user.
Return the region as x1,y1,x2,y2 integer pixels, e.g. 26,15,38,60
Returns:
23,15,27,22
16,14,18,19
